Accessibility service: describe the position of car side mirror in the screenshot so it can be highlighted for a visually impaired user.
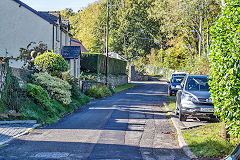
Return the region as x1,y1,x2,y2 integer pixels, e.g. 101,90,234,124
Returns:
176,85,182,89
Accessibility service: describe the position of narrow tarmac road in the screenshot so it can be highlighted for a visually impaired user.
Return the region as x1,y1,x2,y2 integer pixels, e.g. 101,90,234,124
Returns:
0,80,190,160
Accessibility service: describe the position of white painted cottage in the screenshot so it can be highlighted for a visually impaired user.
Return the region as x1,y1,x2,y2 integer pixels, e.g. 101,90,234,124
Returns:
0,0,71,68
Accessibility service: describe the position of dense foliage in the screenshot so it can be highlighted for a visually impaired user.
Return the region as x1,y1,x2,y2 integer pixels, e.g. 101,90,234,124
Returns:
85,84,112,99
34,51,68,74
33,72,72,104
209,0,240,136
62,0,221,75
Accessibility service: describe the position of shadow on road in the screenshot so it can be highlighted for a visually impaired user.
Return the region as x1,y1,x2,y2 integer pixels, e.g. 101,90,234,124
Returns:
1,139,189,159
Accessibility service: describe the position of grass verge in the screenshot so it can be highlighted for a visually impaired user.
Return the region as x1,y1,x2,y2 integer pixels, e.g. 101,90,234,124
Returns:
115,83,136,93
166,96,176,112
182,122,239,158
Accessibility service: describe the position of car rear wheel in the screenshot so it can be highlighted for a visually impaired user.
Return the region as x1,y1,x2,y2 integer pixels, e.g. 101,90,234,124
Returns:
179,106,187,121
168,88,172,96
175,101,179,115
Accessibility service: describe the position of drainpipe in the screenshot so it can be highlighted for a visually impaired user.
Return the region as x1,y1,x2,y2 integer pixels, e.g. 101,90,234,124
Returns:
52,24,55,52
74,58,76,77
60,30,62,54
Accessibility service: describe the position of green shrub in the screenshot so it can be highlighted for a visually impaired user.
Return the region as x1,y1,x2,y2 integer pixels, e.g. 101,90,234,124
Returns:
34,51,68,74
19,98,66,124
33,72,72,104
209,0,240,136
85,84,112,99
72,94,90,106
24,83,50,105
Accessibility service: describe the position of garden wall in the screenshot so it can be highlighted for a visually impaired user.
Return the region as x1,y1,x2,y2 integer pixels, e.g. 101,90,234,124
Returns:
11,67,33,88
80,74,128,93
0,63,8,97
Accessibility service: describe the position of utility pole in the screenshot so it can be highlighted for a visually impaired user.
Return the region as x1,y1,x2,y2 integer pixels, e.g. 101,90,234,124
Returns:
105,0,109,85
123,34,127,58
199,1,203,57
199,17,202,57
222,0,225,6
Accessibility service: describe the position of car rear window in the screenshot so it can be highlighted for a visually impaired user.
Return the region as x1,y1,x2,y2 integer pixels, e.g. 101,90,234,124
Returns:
171,76,184,83
186,77,210,91
172,74,186,77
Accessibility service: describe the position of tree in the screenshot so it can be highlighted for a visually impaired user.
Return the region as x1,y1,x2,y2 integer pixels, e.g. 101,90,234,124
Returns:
209,0,240,137
150,0,221,57
75,1,106,53
108,0,161,59
60,8,75,20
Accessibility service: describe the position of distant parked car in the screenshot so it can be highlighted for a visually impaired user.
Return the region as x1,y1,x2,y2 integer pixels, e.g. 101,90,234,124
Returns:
170,71,188,78
168,76,185,96
175,75,214,121
168,71,188,83
224,143,240,160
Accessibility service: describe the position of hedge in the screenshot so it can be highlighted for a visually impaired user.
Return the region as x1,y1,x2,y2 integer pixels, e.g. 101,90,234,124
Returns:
209,0,240,136
81,53,127,75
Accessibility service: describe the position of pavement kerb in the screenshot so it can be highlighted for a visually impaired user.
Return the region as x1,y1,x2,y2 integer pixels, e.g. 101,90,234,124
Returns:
163,102,197,159
0,120,37,125
0,122,41,146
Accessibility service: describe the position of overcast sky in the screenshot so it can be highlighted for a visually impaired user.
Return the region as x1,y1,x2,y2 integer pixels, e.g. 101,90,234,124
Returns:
21,0,98,12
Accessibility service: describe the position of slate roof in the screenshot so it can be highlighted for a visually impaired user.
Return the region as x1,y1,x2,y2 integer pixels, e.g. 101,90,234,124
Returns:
12,0,69,30
38,11,59,23
104,52,128,61
38,11,69,30
61,46,81,59
12,0,55,24
70,39,89,53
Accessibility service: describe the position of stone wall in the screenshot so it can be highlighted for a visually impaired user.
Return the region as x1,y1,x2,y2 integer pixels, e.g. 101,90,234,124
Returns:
11,67,33,88
0,63,8,97
95,74,128,87
134,73,149,81
79,81,100,93
80,74,128,93
128,65,150,81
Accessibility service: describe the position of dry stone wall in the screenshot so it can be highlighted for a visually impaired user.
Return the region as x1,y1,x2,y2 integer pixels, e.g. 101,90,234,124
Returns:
0,63,8,98
80,74,128,93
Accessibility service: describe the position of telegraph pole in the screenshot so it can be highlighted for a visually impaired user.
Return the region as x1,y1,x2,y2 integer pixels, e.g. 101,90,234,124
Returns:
199,1,203,57
105,0,109,85
199,15,202,57
123,34,127,58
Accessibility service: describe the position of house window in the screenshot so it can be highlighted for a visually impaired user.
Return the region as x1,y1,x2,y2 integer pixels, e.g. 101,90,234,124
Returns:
56,26,60,42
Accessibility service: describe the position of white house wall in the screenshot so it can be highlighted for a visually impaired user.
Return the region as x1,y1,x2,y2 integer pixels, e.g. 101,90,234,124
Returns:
70,59,75,77
0,0,54,67
54,27,70,54
69,58,80,78
0,0,72,69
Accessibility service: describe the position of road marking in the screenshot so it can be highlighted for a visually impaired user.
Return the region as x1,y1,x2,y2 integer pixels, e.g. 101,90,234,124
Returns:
34,152,69,158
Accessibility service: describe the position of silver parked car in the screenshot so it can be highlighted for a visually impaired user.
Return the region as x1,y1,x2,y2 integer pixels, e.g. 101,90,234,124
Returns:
175,75,214,121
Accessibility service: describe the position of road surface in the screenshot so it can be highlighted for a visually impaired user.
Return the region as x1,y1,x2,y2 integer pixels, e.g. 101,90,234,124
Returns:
0,80,190,160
